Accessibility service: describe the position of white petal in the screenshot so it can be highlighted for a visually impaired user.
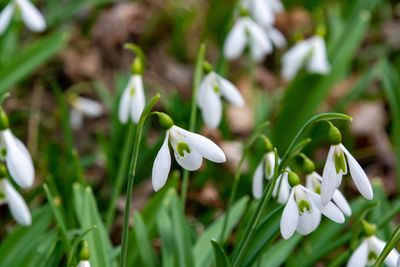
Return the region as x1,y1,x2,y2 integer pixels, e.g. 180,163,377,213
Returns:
281,40,311,80
78,260,91,267
216,74,244,107
71,97,103,118
175,126,226,163
307,189,345,223
245,19,272,60
269,0,284,13
17,0,46,32
296,203,320,235
3,180,31,225
223,19,246,60
173,149,203,171
197,74,212,108
340,144,373,200
321,145,341,205
152,132,171,191
370,236,399,267
273,173,290,204
0,3,15,34
129,75,146,123
264,152,275,179
307,36,330,75
397,255,400,267
332,190,352,216
199,82,222,129
267,27,286,48
280,190,299,239
3,130,34,188
347,240,368,267
118,87,131,124
69,109,83,129
252,160,264,199
252,0,275,27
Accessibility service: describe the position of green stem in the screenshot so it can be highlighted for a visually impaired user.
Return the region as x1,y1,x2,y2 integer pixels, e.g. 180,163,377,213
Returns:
120,94,160,267
105,122,135,230
373,225,400,267
181,43,206,209
219,122,269,243
232,112,352,266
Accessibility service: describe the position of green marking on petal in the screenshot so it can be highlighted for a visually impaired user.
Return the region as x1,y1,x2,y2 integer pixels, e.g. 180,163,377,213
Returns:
1,148,7,158
367,251,377,262
297,200,311,214
0,190,5,201
314,186,321,195
213,84,220,93
129,86,135,96
334,149,347,174
177,142,190,157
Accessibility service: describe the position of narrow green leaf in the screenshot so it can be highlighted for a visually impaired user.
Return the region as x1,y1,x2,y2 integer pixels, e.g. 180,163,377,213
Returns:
211,239,231,267
133,212,157,267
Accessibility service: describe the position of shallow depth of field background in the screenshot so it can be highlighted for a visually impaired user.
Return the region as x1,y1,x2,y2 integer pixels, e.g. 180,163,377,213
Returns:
0,0,400,266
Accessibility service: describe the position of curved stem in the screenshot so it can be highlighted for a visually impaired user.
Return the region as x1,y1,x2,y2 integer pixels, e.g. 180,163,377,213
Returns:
120,94,160,267
181,43,206,210
373,225,400,267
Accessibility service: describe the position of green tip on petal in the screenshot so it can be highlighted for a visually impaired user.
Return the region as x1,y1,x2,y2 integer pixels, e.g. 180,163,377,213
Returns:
0,108,9,130
0,163,7,178
153,112,174,129
328,123,342,145
362,220,377,237
288,172,300,187
80,240,90,261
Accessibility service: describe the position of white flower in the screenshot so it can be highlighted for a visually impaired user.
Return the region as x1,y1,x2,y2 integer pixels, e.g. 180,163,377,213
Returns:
152,125,226,191
77,260,91,267
321,144,373,205
252,151,275,199
272,171,291,204
280,184,344,239
0,129,34,188
281,35,330,80
0,179,31,225
0,0,46,34
241,0,284,27
69,96,103,129
347,236,399,267
397,256,400,267
197,72,244,129
306,171,352,216
224,17,272,61
118,75,146,124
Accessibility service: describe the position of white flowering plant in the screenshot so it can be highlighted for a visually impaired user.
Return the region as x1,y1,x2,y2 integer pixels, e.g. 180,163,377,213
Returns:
0,0,399,267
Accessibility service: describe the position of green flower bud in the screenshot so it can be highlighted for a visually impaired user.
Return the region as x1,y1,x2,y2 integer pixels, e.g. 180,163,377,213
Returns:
288,172,300,187
0,163,8,178
153,112,174,130
0,108,9,130
362,220,376,237
79,240,90,261
328,123,342,145
260,135,273,153
202,61,213,74
131,57,143,75
299,154,315,174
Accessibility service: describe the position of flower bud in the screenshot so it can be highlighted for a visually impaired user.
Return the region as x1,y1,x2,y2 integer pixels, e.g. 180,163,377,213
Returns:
153,112,174,130
288,171,300,187
79,240,90,261
260,135,273,153
362,220,377,237
299,154,315,174
328,123,342,145
202,62,213,74
0,108,9,130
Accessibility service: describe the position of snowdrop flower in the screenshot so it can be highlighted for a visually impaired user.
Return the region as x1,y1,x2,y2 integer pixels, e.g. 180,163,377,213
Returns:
397,256,400,267
281,34,330,80
68,95,103,130
224,12,273,62
197,63,244,129
348,222,399,267
321,124,373,205
0,109,34,188
280,172,344,239
118,58,146,124
77,261,90,267
306,171,351,217
151,113,226,191
241,0,284,27
77,241,91,267
252,151,275,199
0,176,31,225
0,0,46,34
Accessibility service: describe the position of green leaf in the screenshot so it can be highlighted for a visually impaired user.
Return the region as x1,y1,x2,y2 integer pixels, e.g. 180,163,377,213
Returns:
258,235,302,267
156,206,176,267
211,239,231,267
194,196,248,267
0,31,68,96
133,212,157,267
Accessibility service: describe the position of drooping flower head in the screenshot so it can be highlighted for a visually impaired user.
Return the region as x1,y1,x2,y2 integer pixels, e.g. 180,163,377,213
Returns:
0,108,34,189
68,95,103,129
241,0,283,27
281,27,330,80
197,62,245,129
347,221,399,267
280,171,344,239
0,0,46,34
0,164,31,225
118,47,146,124
321,123,373,205
151,113,226,191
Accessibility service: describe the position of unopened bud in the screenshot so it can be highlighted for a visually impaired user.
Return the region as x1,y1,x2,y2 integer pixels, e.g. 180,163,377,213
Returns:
79,240,90,261
153,112,174,130
328,123,342,145
202,62,213,74
288,172,300,187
